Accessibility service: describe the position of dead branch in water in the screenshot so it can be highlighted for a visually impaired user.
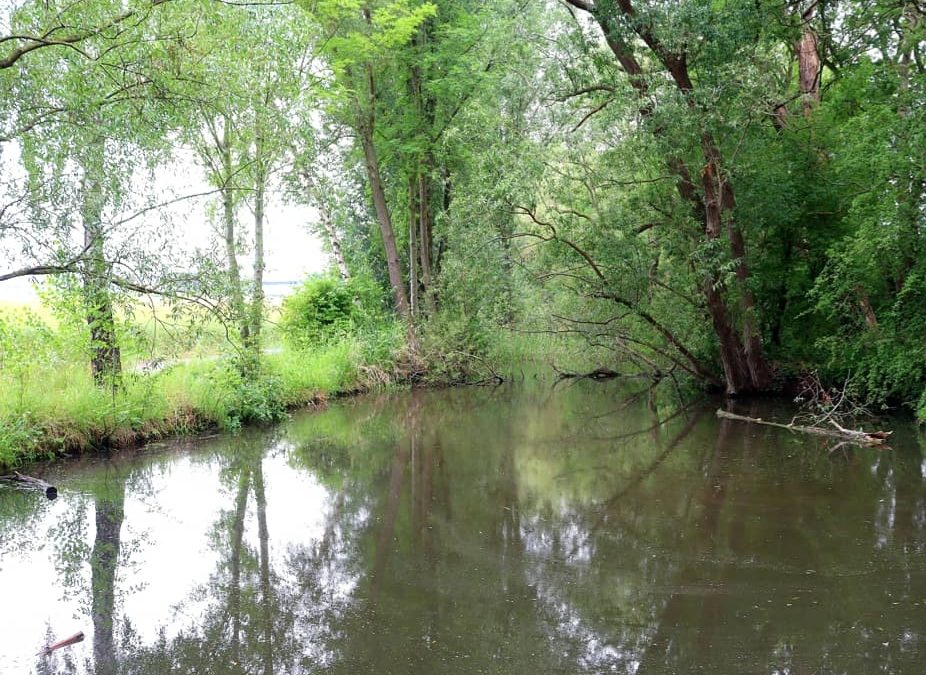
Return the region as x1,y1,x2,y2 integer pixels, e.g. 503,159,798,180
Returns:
553,365,621,380
716,409,891,446
0,471,58,500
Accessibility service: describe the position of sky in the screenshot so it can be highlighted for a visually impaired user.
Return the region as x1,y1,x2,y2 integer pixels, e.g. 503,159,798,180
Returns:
0,145,332,303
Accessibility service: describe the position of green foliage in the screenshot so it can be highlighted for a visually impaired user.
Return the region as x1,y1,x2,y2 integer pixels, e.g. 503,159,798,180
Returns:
280,274,385,349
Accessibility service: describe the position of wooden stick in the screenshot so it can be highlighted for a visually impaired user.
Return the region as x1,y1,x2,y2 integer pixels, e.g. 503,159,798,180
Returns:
38,631,84,656
716,409,890,446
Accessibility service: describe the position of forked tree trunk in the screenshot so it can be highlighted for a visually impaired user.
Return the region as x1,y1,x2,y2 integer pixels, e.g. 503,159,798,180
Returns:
566,0,774,395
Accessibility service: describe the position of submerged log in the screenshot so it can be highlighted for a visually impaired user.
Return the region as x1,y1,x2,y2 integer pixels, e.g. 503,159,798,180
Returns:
716,409,891,446
37,631,84,656
554,367,621,381
0,471,58,500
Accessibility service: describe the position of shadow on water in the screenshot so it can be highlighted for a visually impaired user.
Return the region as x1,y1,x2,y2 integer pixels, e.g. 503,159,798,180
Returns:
1,381,925,674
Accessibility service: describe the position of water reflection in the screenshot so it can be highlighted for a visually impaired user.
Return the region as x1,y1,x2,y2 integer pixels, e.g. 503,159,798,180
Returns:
1,383,925,673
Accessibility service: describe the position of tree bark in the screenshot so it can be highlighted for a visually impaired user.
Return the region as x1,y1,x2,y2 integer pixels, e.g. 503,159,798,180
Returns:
220,118,250,345
418,169,433,299
408,174,419,316
795,3,821,118
358,78,410,319
250,160,266,349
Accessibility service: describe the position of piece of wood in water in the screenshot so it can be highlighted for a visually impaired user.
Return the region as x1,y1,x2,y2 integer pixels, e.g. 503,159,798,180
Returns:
0,471,58,500
38,631,84,656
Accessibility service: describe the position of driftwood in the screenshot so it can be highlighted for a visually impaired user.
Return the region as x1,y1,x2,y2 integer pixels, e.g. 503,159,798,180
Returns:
38,631,84,656
0,471,58,500
716,409,891,446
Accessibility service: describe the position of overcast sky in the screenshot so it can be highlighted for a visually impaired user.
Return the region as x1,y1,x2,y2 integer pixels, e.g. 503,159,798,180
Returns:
0,145,331,303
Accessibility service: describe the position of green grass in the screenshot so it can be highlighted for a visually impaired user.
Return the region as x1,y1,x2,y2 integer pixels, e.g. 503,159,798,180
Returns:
0,304,407,470
0,301,596,470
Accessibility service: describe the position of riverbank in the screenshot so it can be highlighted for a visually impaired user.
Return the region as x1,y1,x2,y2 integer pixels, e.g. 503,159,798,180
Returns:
0,319,579,471
0,338,404,471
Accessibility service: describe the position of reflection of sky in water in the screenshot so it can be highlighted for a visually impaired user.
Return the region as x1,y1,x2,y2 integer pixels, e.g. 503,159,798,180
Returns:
0,495,91,670
0,445,336,673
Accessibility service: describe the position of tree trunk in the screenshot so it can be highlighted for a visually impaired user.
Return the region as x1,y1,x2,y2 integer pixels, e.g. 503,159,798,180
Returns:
795,3,821,118
221,121,250,345
700,149,773,391
304,173,350,279
250,165,266,349
358,99,410,319
80,146,121,387
418,169,433,299
408,173,419,316
91,482,125,675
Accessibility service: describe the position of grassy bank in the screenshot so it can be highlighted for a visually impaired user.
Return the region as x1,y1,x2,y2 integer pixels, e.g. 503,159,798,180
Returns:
0,341,402,470
0,293,413,470
0,310,589,470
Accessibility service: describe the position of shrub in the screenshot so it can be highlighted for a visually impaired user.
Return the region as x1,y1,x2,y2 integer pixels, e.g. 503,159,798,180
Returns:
280,274,385,350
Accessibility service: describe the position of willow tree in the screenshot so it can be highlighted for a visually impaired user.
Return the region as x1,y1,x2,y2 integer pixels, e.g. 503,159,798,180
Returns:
550,0,778,394
3,0,190,385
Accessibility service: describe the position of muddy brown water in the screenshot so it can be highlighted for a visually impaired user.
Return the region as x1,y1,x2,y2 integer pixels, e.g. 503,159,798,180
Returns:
1,381,925,674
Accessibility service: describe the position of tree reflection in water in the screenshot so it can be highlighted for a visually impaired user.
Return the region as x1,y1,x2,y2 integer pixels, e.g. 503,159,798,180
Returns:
2,382,925,674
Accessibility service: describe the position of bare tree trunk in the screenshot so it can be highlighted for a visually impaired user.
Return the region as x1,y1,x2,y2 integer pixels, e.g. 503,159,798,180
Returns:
358,100,410,319
220,120,250,345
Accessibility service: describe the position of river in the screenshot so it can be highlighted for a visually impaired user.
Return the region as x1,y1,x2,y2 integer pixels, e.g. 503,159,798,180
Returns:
1,381,924,674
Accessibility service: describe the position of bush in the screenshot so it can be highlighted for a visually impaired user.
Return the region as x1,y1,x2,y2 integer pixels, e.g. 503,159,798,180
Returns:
280,274,385,350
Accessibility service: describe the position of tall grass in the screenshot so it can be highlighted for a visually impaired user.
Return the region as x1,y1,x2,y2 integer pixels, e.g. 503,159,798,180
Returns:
0,303,406,470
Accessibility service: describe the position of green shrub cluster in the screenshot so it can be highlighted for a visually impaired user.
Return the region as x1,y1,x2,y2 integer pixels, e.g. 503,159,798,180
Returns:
279,274,385,349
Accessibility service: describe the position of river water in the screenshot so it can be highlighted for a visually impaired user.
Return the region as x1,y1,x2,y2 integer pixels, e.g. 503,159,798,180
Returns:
0,382,924,674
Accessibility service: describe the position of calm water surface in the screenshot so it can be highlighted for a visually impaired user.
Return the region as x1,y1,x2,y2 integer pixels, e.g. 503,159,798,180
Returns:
1,382,925,674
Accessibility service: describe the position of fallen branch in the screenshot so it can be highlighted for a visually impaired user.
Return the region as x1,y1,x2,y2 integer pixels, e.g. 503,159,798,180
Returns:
0,471,58,499
38,631,84,656
554,366,621,381
716,409,891,446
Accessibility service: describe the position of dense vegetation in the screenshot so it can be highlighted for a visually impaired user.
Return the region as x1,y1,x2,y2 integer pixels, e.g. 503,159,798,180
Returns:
1,0,924,466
